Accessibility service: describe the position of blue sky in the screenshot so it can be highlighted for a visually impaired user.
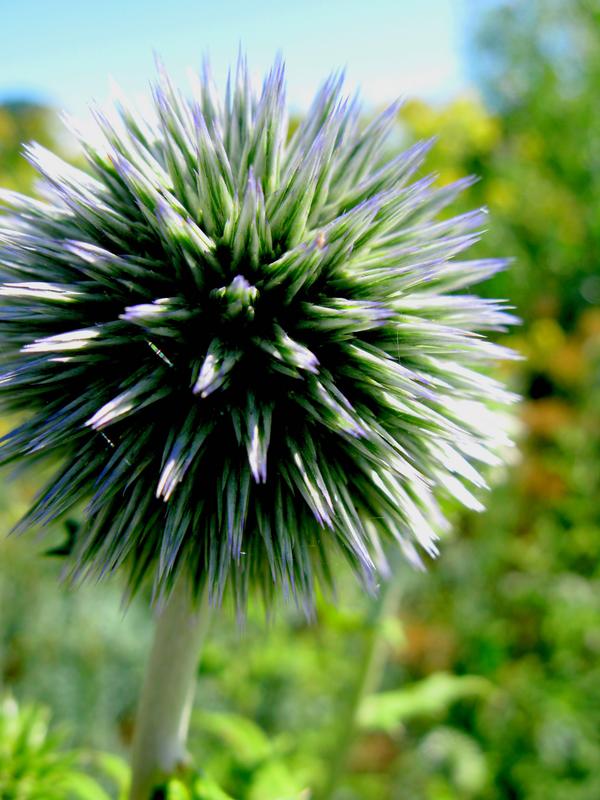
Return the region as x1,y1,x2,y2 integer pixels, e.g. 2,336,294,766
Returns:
0,0,469,114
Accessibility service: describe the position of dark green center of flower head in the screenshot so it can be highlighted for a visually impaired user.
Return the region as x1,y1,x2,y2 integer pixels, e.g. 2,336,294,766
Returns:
211,275,259,321
0,56,517,612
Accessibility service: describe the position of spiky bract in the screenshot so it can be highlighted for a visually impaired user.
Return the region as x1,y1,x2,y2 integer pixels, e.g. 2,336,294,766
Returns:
0,57,517,610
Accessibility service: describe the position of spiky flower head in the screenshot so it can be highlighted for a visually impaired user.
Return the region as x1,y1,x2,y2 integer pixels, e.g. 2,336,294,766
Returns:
0,57,517,611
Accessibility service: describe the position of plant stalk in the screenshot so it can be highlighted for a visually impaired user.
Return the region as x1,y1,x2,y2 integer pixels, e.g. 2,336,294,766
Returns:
315,577,402,800
129,579,211,800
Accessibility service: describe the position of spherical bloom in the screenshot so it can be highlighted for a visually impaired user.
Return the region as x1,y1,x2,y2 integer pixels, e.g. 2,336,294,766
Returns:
0,58,517,610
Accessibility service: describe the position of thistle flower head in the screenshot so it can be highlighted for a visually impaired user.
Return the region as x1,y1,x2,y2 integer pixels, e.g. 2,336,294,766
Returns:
0,57,517,611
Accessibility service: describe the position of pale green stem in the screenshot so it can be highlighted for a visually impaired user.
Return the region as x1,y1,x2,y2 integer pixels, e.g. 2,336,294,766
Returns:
315,578,402,800
129,580,211,800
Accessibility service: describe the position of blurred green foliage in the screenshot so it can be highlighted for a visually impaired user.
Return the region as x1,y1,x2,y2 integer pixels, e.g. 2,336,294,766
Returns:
0,102,63,192
1,0,600,797
0,693,125,800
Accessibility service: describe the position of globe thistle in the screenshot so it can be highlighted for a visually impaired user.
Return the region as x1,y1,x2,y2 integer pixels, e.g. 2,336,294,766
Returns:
0,57,517,612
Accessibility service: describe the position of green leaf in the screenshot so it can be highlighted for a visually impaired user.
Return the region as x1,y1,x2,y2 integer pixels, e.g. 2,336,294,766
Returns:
421,727,489,794
165,777,192,800
191,775,235,800
358,672,492,732
195,710,272,767
88,750,130,794
248,760,304,800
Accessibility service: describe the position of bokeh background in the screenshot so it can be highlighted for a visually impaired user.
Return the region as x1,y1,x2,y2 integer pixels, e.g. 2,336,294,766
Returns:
1,1,599,798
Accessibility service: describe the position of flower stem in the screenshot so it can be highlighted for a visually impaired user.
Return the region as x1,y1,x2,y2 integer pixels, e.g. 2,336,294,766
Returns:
315,578,402,800
129,579,211,800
